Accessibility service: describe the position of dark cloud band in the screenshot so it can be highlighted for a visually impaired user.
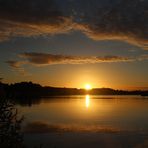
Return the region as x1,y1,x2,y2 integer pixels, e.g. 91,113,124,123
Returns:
6,52,148,75
0,0,147,49
0,0,72,41
19,52,133,65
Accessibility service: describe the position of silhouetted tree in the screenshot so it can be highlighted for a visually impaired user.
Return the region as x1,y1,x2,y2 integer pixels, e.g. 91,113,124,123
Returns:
0,98,24,148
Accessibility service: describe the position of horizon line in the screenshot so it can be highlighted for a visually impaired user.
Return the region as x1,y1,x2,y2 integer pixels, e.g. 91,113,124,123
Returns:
1,81,148,91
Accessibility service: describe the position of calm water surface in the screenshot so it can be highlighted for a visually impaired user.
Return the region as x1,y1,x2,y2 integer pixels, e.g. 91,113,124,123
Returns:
16,95,148,147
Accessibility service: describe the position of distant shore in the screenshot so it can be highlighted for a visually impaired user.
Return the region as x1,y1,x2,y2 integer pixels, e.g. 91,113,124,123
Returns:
0,82,148,98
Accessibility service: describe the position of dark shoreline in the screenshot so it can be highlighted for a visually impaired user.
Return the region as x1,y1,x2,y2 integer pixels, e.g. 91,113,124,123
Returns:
0,81,148,98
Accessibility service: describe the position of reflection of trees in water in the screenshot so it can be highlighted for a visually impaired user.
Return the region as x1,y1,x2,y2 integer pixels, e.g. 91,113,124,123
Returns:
0,98,24,148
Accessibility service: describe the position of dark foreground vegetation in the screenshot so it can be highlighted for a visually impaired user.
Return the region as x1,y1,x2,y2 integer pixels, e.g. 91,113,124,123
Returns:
0,82,148,98
0,97,45,148
0,98,24,148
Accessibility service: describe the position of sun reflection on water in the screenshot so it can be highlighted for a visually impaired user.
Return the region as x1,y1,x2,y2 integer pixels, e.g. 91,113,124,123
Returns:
85,95,90,108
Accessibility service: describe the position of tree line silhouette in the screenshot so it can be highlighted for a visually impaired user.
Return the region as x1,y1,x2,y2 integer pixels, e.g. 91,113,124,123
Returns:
0,82,148,98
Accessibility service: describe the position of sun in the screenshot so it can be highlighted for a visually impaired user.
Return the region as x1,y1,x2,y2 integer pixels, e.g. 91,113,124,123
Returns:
85,84,92,90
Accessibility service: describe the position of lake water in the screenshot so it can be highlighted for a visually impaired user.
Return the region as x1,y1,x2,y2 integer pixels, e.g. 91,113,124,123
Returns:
16,95,148,148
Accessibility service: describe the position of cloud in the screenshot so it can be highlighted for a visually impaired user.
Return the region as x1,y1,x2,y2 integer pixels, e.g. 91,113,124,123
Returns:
6,60,22,68
6,52,148,75
139,54,148,60
0,0,147,49
6,60,28,76
73,0,148,49
19,52,133,66
0,0,72,41
7,52,148,70
6,52,133,75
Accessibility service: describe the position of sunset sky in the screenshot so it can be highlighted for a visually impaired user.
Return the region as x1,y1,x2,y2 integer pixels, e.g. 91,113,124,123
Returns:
0,0,148,89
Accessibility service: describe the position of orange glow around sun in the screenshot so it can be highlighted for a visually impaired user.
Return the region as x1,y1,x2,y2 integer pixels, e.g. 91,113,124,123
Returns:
85,84,92,90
